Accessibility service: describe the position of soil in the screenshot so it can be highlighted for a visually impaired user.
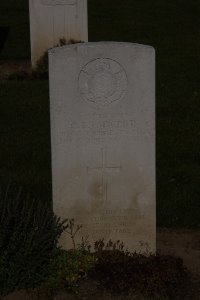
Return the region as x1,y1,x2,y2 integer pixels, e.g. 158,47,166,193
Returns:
157,228,200,299
157,228,200,278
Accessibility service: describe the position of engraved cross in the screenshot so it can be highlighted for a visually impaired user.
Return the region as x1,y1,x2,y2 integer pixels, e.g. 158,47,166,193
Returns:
87,148,121,201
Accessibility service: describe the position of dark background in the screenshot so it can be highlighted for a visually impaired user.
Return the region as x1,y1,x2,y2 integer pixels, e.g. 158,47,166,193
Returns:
0,0,200,228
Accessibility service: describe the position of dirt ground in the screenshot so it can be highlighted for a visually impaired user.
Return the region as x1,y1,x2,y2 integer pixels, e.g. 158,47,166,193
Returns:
0,60,32,80
157,228,200,279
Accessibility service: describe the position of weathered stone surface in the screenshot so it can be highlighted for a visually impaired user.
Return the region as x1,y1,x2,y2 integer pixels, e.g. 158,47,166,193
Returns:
49,42,156,253
29,0,87,66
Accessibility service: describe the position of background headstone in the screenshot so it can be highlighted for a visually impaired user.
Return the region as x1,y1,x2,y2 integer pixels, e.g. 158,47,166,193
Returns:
29,0,88,66
49,42,156,253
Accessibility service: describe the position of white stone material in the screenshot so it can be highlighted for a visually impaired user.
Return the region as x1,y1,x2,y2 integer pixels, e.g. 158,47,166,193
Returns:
49,42,156,253
29,0,88,66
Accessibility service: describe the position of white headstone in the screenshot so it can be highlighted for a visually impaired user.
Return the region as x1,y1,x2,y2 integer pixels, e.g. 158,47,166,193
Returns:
29,0,88,66
49,42,156,253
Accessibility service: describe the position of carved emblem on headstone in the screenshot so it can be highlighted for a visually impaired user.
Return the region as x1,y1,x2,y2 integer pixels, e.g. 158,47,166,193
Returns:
40,0,77,6
78,58,127,105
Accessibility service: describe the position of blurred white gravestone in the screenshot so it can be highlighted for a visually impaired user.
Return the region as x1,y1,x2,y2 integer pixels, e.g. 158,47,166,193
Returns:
29,0,88,66
49,42,156,253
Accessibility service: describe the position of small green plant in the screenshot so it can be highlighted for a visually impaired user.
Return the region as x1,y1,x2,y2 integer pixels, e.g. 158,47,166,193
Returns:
0,184,96,296
43,248,96,292
94,238,125,252
0,183,68,295
41,219,96,293
65,218,82,250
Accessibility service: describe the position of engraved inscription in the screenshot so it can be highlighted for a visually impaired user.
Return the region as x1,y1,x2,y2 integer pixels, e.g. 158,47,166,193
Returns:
41,0,77,6
68,119,135,131
77,209,141,239
79,58,127,105
87,149,121,202
55,116,154,145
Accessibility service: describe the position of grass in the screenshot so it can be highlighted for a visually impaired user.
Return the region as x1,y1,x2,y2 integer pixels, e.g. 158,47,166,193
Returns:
0,80,51,200
0,0,200,227
0,0,30,59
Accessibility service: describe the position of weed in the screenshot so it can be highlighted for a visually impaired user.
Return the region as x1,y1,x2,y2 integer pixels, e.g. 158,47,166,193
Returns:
65,218,82,250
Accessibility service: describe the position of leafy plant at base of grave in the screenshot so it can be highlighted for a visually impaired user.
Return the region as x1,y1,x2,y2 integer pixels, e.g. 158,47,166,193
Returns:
87,239,194,300
42,248,97,294
32,38,83,79
0,184,68,296
40,219,96,294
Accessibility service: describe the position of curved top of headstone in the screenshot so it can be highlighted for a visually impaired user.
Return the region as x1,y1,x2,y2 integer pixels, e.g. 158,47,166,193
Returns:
48,41,155,56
